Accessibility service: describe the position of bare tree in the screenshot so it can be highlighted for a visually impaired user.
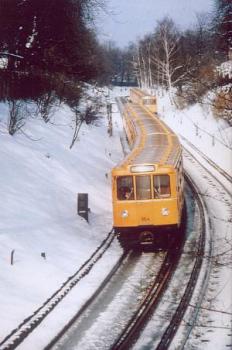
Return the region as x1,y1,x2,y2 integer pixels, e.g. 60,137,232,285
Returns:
69,97,101,149
133,43,150,89
133,47,142,88
151,18,187,95
69,106,84,149
133,18,189,97
35,91,58,123
8,99,25,135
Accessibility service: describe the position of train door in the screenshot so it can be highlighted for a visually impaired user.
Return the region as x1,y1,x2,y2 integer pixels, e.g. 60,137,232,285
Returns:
135,175,153,226
175,159,183,225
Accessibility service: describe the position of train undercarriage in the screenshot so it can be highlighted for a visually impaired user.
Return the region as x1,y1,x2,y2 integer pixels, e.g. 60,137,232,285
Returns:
115,224,182,250
115,204,186,250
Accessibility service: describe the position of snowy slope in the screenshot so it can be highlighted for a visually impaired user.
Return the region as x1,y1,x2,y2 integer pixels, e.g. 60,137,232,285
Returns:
0,86,231,349
0,88,125,341
157,92,232,176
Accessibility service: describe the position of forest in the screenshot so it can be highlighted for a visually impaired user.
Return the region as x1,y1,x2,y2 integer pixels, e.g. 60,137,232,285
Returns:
0,0,231,135
109,0,232,125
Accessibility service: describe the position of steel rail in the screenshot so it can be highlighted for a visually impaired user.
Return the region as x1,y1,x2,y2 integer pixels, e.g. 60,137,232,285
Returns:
156,173,209,349
181,135,232,185
174,147,231,349
111,174,209,350
0,230,116,350
44,251,128,350
111,236,185,350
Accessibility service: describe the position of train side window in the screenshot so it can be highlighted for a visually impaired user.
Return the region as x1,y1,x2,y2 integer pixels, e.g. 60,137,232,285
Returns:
154,175,171,198
117,176,134,200
136,175,151,200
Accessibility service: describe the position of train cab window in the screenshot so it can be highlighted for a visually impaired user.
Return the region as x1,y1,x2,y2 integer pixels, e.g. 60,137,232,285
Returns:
142,97,156,106
143,98,150,106
153,175,171,198
136,175,152,200
117,176,134,200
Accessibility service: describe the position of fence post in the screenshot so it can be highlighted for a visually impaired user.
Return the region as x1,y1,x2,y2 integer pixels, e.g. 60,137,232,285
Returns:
107,103,113,136
212,135,215,146
11,249,15,265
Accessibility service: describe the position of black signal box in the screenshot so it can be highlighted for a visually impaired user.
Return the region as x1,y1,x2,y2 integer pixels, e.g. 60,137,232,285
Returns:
77,193,89,222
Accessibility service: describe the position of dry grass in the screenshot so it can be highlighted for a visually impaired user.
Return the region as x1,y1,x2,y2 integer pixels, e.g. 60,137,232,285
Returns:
212,89,232,124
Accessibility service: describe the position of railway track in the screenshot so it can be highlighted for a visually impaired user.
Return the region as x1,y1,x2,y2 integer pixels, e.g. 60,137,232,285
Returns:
134,146,231,349
111,175,207,350
126,144,230,350
180,148,232,348
62,99,208,349
112,237,184,350
106,97,230,349
2,111,230,350
48,250,168,350
47,179,207,350
181,135,232,184
155,174,209,350
47,166,211,350
4,164,217,350
183,147,232,199
44,250,129,350
0,230,116,350
180,152,231,348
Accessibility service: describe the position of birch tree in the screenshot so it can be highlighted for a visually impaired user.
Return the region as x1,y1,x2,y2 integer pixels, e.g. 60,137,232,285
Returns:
214,0,232,56
133,38,153,90
151,18,187,94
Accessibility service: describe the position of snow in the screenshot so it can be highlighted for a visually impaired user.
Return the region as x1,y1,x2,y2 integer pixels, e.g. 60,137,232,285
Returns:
0,85,231,349
68,253,164,350
0,57,8,69
25,16,37,49
157,91,232,350
158,92,232,176
217,60,232,79
0,88,124,347
178,151,232,350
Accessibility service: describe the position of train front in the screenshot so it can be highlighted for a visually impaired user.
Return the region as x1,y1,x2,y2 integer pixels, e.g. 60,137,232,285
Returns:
112,163,180,249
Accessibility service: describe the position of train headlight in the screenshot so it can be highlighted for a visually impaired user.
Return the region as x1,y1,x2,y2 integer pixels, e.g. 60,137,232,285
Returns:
161,208,169,216
121,210,129,218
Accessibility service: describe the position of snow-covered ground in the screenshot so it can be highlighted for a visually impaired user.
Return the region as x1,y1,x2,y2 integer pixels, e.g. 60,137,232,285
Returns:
158,91,232,176
0,86,231,349
158,92,232,350
0,87,125,348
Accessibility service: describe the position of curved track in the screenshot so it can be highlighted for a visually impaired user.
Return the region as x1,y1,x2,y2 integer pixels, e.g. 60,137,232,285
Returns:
48,250,168,350
112,175,207,350
48,105,219,350
112,239,184,350
133,142,231,349
177,147,232,349
0,231,116,350
46,177,206,350
2,103,230,350
155,174,209,349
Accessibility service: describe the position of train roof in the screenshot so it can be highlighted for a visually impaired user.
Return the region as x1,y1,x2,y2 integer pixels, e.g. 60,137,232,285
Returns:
116,97,181,169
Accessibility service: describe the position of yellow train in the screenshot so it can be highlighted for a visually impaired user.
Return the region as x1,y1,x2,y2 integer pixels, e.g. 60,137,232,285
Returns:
112,88,185,249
